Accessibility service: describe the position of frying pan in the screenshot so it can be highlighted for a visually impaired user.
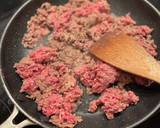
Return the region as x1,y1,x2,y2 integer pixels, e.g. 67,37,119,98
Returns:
1,0,160,128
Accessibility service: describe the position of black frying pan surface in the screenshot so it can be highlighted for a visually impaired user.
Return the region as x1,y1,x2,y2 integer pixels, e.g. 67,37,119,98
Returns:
1,0,160,128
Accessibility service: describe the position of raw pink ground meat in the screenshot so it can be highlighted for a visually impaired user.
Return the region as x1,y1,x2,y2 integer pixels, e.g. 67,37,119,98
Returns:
88,87,139,119
75,1,109,17
47,6,73,32
20,78,38,94
115,15,136,26
38,93,65,117
50,110,82,128
15,47,83,128
37,92,82,128
29,47,56,63
15,0,159,127
63,86,83,102
75,62,119,94
35,65,62,92
15,59,44,79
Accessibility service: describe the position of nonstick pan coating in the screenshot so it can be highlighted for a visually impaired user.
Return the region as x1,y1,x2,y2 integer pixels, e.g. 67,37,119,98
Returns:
1,0,160,128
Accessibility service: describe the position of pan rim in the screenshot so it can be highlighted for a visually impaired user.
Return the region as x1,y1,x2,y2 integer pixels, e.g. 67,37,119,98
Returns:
0,0,160,128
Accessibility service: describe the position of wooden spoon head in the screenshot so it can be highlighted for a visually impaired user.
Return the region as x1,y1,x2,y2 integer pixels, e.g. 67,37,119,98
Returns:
90,32,160,84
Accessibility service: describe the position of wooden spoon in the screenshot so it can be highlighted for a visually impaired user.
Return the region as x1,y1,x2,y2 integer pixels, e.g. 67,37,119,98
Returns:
89,32,160,84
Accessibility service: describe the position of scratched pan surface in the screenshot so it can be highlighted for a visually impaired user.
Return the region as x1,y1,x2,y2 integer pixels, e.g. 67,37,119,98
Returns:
1,0,160,128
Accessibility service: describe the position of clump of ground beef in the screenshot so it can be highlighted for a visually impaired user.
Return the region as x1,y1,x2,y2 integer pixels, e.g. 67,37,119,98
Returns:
15,47,83,128
15,0,158,127
75,62,119,94
37,92,82,128
29,47,56,63
88,87,139,119
14,58,44,79
22,3,52,48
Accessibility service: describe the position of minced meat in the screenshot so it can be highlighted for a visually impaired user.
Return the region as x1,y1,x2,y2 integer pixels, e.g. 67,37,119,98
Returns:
14,58,44,79
15,47,83,128
75,62,119,94
88,87,139,119
29,47,56,63
15,0,158,127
